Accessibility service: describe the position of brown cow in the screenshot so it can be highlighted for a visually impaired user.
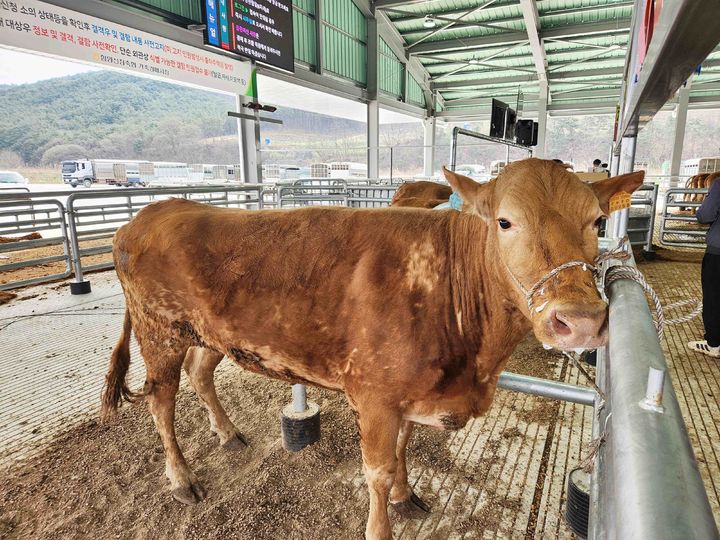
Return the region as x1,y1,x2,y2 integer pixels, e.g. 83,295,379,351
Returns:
102,158,644,540
390,180,452,208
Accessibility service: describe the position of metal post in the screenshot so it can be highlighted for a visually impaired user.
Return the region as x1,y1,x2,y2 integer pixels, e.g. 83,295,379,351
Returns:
605,135,637,238
389,146,393,181
535,80,549,158
65,197,91,294
670,81,691,188
367,101,380,179
619,135,636,174
313,0,323,75
640,367,666,412
366,10,380,179
644,184,659,254
610,142,621,176
238,93,262,183
292,384,308,413
423,116,436,177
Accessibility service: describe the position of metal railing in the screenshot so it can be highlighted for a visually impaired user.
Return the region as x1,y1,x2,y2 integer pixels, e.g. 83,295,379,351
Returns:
347,184,399,208
589,251,718,538
64,185,264,289
450,127,533,172
658,187,708,248
0,198,71,290
277,180,348,208
627,183,659,252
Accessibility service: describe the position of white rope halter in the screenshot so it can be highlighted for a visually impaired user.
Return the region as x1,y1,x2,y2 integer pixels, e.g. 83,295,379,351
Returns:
503,239,632,312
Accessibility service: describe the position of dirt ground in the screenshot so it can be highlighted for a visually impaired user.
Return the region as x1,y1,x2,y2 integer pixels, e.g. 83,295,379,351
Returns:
0,329,559,540
1,245,699,540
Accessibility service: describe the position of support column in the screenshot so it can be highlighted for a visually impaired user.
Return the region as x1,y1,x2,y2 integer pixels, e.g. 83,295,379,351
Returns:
236,95,262,183
619,135,637,174
535,80,548,158
367,101,380,179
423,116,436,177
670,81,691,187
610,142,621,176
366,12,379,179
606,135,636,238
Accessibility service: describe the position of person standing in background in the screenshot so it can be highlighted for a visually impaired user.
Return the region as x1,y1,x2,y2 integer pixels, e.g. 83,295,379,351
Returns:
688,179,720,358
591,158,603,173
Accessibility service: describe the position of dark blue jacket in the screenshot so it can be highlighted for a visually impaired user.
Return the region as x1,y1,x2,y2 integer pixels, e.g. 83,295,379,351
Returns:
697,180,720,255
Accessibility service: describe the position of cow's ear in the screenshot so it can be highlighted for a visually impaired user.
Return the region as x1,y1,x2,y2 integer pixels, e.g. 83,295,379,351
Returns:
590,170,646,214
442,167,493,220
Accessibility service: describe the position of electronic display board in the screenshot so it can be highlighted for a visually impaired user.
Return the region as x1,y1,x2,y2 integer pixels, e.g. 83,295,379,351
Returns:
204,0,295,73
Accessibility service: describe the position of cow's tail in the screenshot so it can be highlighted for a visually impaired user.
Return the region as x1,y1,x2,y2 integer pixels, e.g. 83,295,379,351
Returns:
101,308,139,421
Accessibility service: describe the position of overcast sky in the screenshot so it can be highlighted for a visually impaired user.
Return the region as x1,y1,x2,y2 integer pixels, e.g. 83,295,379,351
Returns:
0,48,98,85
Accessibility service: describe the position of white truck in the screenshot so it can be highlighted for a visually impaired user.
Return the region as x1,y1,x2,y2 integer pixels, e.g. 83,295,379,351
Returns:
61,159,152,188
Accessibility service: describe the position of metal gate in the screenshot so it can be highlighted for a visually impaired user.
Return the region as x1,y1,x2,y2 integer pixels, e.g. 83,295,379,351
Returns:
0,198,71,290
658,187,708,248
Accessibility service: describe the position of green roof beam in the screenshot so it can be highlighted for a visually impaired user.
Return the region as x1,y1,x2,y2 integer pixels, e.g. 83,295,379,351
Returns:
406,0,500,51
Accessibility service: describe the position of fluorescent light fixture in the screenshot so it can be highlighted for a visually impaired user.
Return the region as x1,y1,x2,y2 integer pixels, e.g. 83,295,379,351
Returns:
423,15,436,29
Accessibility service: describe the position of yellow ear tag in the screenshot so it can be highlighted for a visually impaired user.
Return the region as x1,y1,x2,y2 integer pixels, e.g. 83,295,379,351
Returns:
608,191,632,213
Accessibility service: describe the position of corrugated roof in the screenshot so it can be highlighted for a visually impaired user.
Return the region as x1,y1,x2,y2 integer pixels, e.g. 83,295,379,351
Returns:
382,0,637,114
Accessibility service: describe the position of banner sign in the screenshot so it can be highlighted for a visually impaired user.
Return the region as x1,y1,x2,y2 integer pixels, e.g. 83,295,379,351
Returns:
204,0,294,73
0,0,254,96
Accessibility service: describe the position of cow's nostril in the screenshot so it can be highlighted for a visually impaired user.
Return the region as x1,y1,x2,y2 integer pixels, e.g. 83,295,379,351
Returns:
551,311,572,335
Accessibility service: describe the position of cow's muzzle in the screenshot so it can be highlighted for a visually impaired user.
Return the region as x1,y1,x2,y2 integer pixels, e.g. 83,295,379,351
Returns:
538,302,608,350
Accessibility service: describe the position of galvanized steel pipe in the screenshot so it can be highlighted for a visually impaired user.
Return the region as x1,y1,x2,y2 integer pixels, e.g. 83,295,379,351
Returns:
589,272,719,539
498,371,596,406
292,384,307,413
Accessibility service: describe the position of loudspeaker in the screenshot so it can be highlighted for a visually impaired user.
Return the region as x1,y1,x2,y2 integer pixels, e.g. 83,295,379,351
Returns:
515,119,534,146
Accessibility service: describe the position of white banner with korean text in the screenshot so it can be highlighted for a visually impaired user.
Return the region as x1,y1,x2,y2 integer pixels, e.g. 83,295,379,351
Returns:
0,0,254,95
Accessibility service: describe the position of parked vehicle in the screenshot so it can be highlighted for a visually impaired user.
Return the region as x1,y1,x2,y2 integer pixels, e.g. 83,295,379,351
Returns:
0,171,29,186
680,157,720,177
61,159,152,187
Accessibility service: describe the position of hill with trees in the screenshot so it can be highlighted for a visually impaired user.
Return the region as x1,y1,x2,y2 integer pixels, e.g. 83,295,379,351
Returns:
0,70,365,167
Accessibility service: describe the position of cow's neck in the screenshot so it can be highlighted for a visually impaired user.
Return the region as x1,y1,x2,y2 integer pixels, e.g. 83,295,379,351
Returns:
449,213,531,371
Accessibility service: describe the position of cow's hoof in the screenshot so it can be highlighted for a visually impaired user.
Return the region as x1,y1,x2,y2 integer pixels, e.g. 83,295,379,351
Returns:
171,482,206,505
391,492,431,518
221,431,248,450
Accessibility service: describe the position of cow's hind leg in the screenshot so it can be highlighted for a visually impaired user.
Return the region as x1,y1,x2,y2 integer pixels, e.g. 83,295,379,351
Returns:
389,420,430,517
140,338,205,505
357,404,401,540
183,346,247,450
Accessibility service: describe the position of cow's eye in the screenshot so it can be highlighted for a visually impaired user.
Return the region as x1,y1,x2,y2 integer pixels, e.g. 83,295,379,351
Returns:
498,218,512,230
593,216,605,228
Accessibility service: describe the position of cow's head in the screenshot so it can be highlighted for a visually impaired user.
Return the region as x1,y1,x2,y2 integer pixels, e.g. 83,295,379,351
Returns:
444,158,645,351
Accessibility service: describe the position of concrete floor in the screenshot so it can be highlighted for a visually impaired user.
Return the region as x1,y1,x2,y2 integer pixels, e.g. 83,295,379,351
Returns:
0,256,718,536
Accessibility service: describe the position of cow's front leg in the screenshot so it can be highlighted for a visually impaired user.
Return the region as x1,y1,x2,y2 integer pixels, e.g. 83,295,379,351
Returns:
183,346,248,450
389,420,430,517
358,406,401,540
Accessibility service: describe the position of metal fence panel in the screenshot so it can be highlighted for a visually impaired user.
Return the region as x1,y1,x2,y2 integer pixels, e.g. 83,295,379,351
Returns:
0,199,71,290
65,185,265,284
659,188,708,248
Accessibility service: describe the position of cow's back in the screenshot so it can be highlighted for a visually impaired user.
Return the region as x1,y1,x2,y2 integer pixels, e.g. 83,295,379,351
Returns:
113,198,471,393
391,181,452,208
